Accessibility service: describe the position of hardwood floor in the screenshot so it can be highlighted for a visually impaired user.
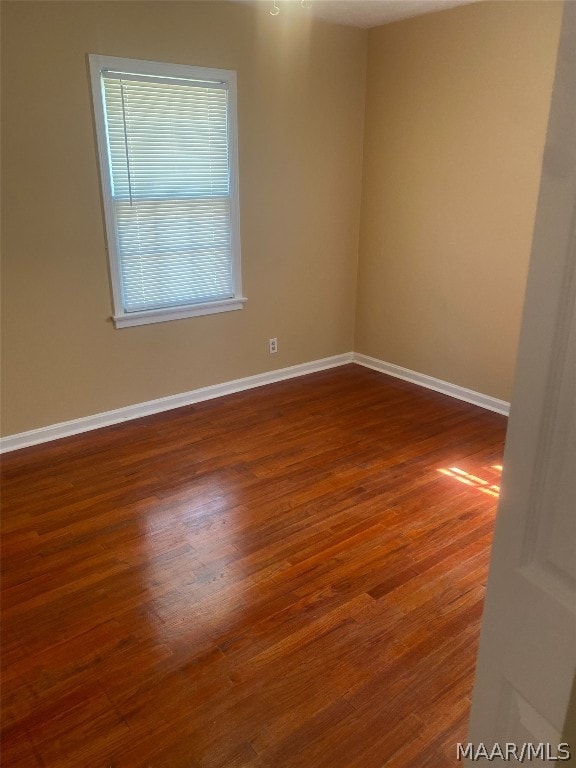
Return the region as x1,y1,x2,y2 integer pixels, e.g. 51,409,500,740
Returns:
1,364,507,767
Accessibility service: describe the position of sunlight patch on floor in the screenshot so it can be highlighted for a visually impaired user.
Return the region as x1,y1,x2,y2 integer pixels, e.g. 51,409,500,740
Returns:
437,465,502,498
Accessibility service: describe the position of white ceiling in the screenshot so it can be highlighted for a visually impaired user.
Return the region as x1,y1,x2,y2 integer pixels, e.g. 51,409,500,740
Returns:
260,0,479,28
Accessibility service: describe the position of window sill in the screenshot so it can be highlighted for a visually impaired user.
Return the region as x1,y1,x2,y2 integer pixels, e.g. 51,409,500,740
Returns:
113,297,247,328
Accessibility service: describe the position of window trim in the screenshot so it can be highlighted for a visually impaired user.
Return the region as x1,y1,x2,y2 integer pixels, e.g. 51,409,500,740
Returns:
88,54,245,328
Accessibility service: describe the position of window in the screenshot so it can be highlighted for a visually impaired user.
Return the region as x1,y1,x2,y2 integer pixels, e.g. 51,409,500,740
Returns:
89,55,245,328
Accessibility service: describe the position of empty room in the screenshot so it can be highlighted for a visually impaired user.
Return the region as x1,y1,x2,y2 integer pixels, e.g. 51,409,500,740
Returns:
2,0,575,766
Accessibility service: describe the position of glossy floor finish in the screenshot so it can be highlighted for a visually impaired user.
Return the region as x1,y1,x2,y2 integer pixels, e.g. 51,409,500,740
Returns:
1,365,507,767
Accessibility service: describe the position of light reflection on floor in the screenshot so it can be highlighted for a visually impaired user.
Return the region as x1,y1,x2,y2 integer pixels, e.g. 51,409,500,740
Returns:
140,479,247,648
437,464,502,498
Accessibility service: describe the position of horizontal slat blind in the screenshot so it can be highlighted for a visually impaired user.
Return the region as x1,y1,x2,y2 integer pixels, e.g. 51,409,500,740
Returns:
101,72,233,313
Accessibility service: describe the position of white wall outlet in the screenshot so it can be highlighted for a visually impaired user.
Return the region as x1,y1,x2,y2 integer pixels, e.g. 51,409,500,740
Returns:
269,338,278,354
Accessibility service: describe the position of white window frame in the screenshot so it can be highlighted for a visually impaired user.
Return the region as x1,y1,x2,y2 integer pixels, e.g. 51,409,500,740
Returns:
89,54,245,328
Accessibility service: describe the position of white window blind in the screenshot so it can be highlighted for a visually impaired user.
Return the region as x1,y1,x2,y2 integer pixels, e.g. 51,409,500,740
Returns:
89,56,244,328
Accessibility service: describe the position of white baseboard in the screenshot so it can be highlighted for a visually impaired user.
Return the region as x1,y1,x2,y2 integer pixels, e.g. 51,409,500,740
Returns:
353,353,510,416
0,353,353,453
1,352,509,453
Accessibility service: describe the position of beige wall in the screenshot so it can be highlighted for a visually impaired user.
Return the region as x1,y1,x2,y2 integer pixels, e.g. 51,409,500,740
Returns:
0,1,564,438
355,1,562,401
0,1,366,435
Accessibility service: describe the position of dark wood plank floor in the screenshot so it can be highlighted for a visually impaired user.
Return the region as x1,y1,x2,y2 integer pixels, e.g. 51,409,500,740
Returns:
1,364,507,768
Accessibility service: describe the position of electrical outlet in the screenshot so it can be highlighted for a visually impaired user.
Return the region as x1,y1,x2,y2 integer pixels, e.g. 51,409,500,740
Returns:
269,338,278,354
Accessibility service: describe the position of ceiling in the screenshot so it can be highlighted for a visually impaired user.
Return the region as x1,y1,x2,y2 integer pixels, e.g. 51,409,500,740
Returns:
270,0,479,28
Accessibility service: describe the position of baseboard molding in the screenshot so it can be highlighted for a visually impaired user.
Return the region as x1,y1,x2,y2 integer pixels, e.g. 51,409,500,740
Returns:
353,353,510,416
0,353,354,453
1,352,509,453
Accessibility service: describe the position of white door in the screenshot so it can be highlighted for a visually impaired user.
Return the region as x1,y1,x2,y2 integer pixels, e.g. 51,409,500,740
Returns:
467,3,576,765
